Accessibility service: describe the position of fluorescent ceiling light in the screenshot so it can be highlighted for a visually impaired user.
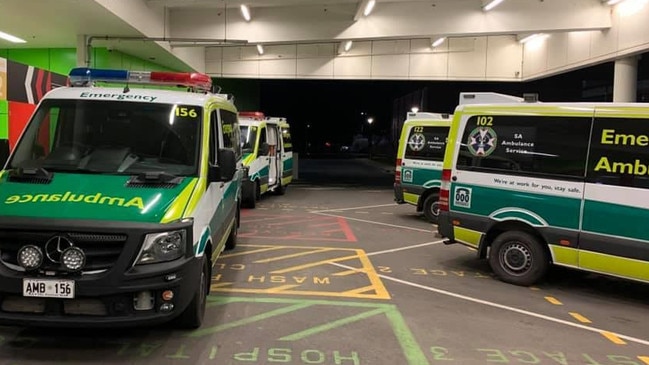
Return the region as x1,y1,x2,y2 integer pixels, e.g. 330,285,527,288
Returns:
363,0,376,16
240,4,251,21
431,37,446,48
607,0,625,4
519,33,549,44
0,30,26,43
344,40,353,52
256,44,264,55
483,0,505,11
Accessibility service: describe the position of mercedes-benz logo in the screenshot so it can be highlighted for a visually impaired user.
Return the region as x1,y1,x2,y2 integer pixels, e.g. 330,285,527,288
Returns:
45,236,74,264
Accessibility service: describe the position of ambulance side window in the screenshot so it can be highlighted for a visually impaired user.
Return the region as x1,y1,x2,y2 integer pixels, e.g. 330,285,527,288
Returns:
282,127,292,152
457,115,590,178
404,126,448,161
220,109,241,159
209,110,219,166
258,127,268,155
587,118,649,188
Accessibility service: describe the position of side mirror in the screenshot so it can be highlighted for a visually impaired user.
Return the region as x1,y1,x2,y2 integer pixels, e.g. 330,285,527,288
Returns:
209,148,237,182
259,142,269,156
0,140,9,169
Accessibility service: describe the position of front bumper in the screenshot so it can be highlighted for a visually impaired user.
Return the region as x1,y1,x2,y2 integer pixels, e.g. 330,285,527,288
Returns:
0,216,200,328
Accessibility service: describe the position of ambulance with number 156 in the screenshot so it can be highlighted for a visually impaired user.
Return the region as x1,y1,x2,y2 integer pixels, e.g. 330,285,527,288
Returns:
0,67,243,329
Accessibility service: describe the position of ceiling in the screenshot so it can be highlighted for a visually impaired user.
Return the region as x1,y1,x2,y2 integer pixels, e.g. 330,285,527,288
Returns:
0,0,617,73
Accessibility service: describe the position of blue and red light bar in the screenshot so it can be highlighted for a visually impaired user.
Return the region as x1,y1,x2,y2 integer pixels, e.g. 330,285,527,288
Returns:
68,67,213,92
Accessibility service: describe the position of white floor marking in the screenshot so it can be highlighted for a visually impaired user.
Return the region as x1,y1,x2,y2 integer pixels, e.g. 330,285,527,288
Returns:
367,240,443,256
311,203,396,213
313,212,432,233
330,262,649,347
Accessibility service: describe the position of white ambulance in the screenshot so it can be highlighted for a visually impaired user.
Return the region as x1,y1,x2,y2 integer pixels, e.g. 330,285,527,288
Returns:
239,112,293,208
0,67,243,328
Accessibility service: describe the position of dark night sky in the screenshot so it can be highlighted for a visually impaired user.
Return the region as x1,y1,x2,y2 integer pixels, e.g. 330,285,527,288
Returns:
225,51,649,154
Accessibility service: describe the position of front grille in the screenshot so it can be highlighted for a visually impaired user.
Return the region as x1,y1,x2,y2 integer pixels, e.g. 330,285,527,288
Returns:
7,175,52,184
2,296,110,316
0,231,127,272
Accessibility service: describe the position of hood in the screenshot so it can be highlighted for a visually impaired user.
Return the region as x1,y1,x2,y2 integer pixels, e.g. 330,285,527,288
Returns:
0,172,196,223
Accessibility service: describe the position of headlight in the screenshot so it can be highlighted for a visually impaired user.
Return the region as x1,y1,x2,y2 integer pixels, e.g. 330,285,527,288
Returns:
135,230,186,265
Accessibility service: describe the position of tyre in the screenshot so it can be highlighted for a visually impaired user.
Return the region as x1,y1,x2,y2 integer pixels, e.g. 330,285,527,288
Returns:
488,231,549,286
422,194,440,224
174,257,209,329
225,206,239,250
242,180,256,209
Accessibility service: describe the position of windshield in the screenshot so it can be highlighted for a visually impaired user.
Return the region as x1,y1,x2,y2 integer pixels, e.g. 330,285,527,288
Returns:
240,125,258,154
9,99,202,176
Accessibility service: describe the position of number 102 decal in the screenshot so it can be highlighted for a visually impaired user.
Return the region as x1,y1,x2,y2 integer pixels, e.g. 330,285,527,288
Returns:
453,187,472,208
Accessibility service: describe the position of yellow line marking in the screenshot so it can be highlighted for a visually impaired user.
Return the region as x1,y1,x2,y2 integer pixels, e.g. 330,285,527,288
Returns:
219,246,285,258
270,255,360,274
544,296,563,305
601,331,627,345
213,244,391,300
254,248,336,263
356,249,391,299
638,356,649,364
210,282,234,287
333,268,368,276
266,284,301,293
569,312,592,324
210,283,234,290
239,244,357,252
343,285,376,295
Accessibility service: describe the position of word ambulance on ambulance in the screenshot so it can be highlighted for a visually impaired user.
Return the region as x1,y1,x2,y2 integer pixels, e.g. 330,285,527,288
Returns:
238,111,293,208
394,112,451,223
438,92,649,287
0,67,243,328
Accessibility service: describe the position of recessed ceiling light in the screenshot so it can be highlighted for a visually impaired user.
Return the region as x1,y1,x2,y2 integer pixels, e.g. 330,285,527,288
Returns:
363,0,376,16
240,4,251,22
483,0,505,11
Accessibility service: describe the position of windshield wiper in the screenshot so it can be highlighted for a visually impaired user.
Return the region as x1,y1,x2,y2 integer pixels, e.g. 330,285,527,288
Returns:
128,171,184,186
7,167,54,184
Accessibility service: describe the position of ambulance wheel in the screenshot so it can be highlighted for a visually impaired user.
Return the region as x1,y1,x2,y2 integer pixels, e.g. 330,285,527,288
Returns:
422,194,440,224
175,257,208,329
243,181,257,209
489,231,549,286
225,206,239,250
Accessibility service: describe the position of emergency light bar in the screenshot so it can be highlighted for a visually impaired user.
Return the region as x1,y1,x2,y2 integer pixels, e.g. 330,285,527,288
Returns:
68,67,213,92
239,111,265,119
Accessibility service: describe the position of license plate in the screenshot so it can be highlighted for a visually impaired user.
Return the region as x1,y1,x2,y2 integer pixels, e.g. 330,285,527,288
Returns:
23,279,75,299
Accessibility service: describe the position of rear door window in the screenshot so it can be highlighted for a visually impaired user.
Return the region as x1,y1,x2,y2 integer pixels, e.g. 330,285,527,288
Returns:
404,126,449,161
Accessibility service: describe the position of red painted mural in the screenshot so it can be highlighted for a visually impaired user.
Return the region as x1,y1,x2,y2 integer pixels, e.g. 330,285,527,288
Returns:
4,60,66,150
